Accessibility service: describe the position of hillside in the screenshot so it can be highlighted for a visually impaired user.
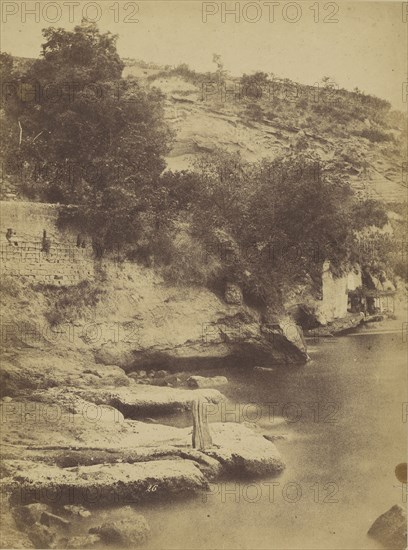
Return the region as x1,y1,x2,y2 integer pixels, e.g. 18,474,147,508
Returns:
123,61,407,205
2,56,406,206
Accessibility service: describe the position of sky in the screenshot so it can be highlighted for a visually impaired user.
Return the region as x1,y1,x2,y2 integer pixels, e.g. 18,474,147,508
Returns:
1,1,407,110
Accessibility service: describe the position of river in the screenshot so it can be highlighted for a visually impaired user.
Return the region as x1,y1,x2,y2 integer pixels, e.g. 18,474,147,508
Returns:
139,327,407,549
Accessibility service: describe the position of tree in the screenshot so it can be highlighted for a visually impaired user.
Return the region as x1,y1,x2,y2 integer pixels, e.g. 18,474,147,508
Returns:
186,149,391,310
241,72,270,99
0,53,14,108
3,21,172,251
212,53,228,84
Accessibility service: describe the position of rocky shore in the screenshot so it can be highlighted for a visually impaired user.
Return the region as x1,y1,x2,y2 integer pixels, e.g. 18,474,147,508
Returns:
0,351,285,549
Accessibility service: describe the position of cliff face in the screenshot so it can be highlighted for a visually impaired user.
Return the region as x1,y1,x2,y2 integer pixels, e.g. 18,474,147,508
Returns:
1,260,309,375
125,68,405,205
81,261,309,368
0,201,308,371
2,65,404,369
133,68,403,327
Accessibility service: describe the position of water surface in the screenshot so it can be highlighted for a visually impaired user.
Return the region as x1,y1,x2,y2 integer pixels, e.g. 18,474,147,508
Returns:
140,330,407,549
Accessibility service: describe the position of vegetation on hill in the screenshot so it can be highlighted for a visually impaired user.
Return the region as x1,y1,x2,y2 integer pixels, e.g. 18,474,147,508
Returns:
1,22,172,245
0,23,404,315
140,151,395,308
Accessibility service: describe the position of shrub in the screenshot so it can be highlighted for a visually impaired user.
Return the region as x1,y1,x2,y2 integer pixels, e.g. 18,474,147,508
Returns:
160,231,222,287
355,128,393,143
43,281,105,326
244,103,264,122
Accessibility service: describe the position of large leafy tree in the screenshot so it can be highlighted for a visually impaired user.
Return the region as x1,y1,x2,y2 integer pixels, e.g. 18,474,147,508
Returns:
2,21,172,248
186,150,389,308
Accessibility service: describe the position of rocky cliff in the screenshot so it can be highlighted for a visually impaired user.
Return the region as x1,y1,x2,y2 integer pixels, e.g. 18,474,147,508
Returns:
0,200,308,392
2,61,406,373
121,63,406,205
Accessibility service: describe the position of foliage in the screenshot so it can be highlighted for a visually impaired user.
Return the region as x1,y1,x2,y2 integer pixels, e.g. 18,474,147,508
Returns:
241,72,270,99
0,53,14,108
2,22,173,254
350,199,389,231
147,63,215,86
160,231,222,287
244,103,264,121
354,128,393,143
1,33,401,308
166,150,392,309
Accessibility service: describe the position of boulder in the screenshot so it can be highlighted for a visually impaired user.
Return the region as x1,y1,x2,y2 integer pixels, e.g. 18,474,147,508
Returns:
12,503,49,528
0,507,35,548
187,376,228,389
149,378,171,387
89,516,150,547
224,283,243,305
368,505,407,549
154,370,168,378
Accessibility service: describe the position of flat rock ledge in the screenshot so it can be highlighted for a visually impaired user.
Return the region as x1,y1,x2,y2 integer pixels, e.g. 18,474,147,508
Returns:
74,385,226,417
2,390,284,549
0,392,284,548
5,460,207,507
3,420,284,508
203,423,285,476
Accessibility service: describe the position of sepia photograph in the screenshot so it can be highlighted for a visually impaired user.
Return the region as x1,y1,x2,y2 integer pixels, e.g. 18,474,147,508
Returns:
0,1,407,549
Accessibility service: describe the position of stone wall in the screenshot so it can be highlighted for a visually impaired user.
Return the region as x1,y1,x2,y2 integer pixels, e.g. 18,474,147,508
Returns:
0,201,94,286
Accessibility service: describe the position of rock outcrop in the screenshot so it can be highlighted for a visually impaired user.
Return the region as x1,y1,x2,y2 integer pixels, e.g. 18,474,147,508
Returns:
2,392,285,508
1,258,309,386
89,517,150,547
6,460,209,507
368,505,407,549
147,74,405,205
